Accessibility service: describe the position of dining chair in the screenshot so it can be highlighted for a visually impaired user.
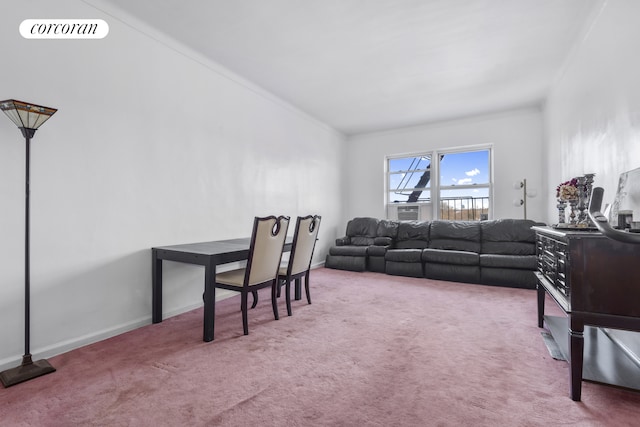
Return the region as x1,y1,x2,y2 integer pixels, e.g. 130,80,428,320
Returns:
214,215,290,336
277,215,321,316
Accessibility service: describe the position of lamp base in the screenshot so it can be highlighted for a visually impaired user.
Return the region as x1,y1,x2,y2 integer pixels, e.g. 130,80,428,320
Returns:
0,356,55,388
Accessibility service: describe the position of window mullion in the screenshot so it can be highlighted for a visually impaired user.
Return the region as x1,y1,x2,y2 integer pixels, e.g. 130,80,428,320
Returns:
432,151,440,220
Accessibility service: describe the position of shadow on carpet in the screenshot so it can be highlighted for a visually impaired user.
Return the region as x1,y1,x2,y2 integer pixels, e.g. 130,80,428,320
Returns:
541,330,566,361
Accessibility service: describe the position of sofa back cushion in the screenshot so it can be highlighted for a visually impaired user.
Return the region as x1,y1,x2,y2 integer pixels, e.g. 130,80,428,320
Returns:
377,219,399,238
429,220,481,253
480,219,542,255
395,221,431,249
345,217,379,246
373,219,399,246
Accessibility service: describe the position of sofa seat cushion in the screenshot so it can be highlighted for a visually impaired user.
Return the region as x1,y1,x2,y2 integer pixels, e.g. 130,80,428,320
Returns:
329,245,368,257
422,249,479,266
385,249,423,263
429,220,481,253
481,241,535,256
325,255,366,272
386,261,423,277
368,245,389,257
395,240,430,249
425,264,480,284
479,254,537,269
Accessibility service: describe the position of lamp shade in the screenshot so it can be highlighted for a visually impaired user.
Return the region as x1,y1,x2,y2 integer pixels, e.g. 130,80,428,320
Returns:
0,99,57,130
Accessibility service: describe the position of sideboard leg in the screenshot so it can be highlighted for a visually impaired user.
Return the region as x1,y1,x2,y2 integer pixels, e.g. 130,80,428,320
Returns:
569,316,584,401
537,283,545,328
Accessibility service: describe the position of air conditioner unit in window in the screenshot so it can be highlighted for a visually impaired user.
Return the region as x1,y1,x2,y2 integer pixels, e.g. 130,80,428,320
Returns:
397,206,419,221
387,203,433,221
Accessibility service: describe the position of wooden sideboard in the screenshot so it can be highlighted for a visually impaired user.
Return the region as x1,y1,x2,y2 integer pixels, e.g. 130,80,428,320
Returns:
533,226,640,401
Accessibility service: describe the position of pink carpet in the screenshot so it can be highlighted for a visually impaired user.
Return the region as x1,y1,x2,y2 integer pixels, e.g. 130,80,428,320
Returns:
1,268,639,426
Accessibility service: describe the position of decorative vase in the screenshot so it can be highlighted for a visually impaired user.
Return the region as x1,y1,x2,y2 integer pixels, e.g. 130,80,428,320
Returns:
576,176,587,224
584,173,596,225
557,199,567,224
569,198,578,226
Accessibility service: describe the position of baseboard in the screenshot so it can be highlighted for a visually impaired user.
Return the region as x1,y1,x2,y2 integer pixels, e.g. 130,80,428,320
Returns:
0,291,237,372
0,267,325,372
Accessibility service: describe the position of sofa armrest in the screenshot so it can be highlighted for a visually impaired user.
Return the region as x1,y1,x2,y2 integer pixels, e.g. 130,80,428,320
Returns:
373,236,393,246
335,236,351,246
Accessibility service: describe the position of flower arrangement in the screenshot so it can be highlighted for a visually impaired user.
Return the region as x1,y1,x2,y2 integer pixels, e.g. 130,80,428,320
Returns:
556,178,579,201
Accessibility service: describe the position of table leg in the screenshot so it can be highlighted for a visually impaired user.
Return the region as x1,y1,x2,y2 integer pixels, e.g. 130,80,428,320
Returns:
569,316,584,401
537,283,545,328
203,258,216,342
152,249,163,324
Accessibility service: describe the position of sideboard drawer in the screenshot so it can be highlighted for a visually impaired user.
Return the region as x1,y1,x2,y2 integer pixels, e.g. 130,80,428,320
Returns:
536,234,570,296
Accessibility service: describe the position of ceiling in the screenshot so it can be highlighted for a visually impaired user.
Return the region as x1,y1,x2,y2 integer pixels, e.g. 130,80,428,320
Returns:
102,0,598,135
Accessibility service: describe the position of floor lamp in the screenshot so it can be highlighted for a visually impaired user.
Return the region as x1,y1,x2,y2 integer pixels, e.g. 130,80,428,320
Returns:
513,179,536,220
0,99,57,388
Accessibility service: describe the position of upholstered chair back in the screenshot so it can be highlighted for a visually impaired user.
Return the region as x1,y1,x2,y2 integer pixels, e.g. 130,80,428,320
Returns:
289,216,321,276
247,216,290,286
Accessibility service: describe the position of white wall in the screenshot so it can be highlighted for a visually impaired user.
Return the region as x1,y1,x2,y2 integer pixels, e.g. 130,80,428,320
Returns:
0,0,344,369
543,0,640,222
543,0,640,359
343,108,545,227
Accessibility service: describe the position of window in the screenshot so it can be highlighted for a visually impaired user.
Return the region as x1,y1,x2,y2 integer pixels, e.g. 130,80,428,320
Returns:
388,155,432,204
386,147,492,221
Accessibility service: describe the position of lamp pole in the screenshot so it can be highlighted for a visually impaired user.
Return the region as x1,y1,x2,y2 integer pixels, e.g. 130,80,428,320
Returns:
523,179,527,220
22,127,35,366
0,100,57,387
514,179,528,220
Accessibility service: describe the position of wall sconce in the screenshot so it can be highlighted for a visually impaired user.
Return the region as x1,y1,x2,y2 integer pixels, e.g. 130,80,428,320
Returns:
0,99,57,387
513,179,536,220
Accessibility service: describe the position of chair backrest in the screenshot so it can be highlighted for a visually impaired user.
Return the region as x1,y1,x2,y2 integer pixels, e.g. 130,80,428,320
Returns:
246,215,290,286
288,215,321,276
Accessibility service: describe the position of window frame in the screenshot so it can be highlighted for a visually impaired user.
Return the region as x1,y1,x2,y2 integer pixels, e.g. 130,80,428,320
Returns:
385,144,493,221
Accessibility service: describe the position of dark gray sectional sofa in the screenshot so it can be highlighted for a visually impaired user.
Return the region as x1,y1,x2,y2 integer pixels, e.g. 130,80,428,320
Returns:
325,217,544,289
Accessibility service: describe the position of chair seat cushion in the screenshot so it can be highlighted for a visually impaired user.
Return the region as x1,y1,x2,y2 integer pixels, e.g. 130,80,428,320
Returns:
277,265,307,276
329,246,368,256
216,269,246,287
422,249,479,265
385,249,423,263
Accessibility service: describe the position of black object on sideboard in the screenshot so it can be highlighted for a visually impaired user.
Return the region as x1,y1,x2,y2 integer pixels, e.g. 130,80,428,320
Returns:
534,225,640,401
325,217,544,289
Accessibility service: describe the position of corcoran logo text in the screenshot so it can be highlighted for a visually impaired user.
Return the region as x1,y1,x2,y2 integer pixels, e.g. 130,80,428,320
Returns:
20,19,109,39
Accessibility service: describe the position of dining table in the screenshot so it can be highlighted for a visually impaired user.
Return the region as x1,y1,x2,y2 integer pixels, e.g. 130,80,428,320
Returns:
152,237,292,342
